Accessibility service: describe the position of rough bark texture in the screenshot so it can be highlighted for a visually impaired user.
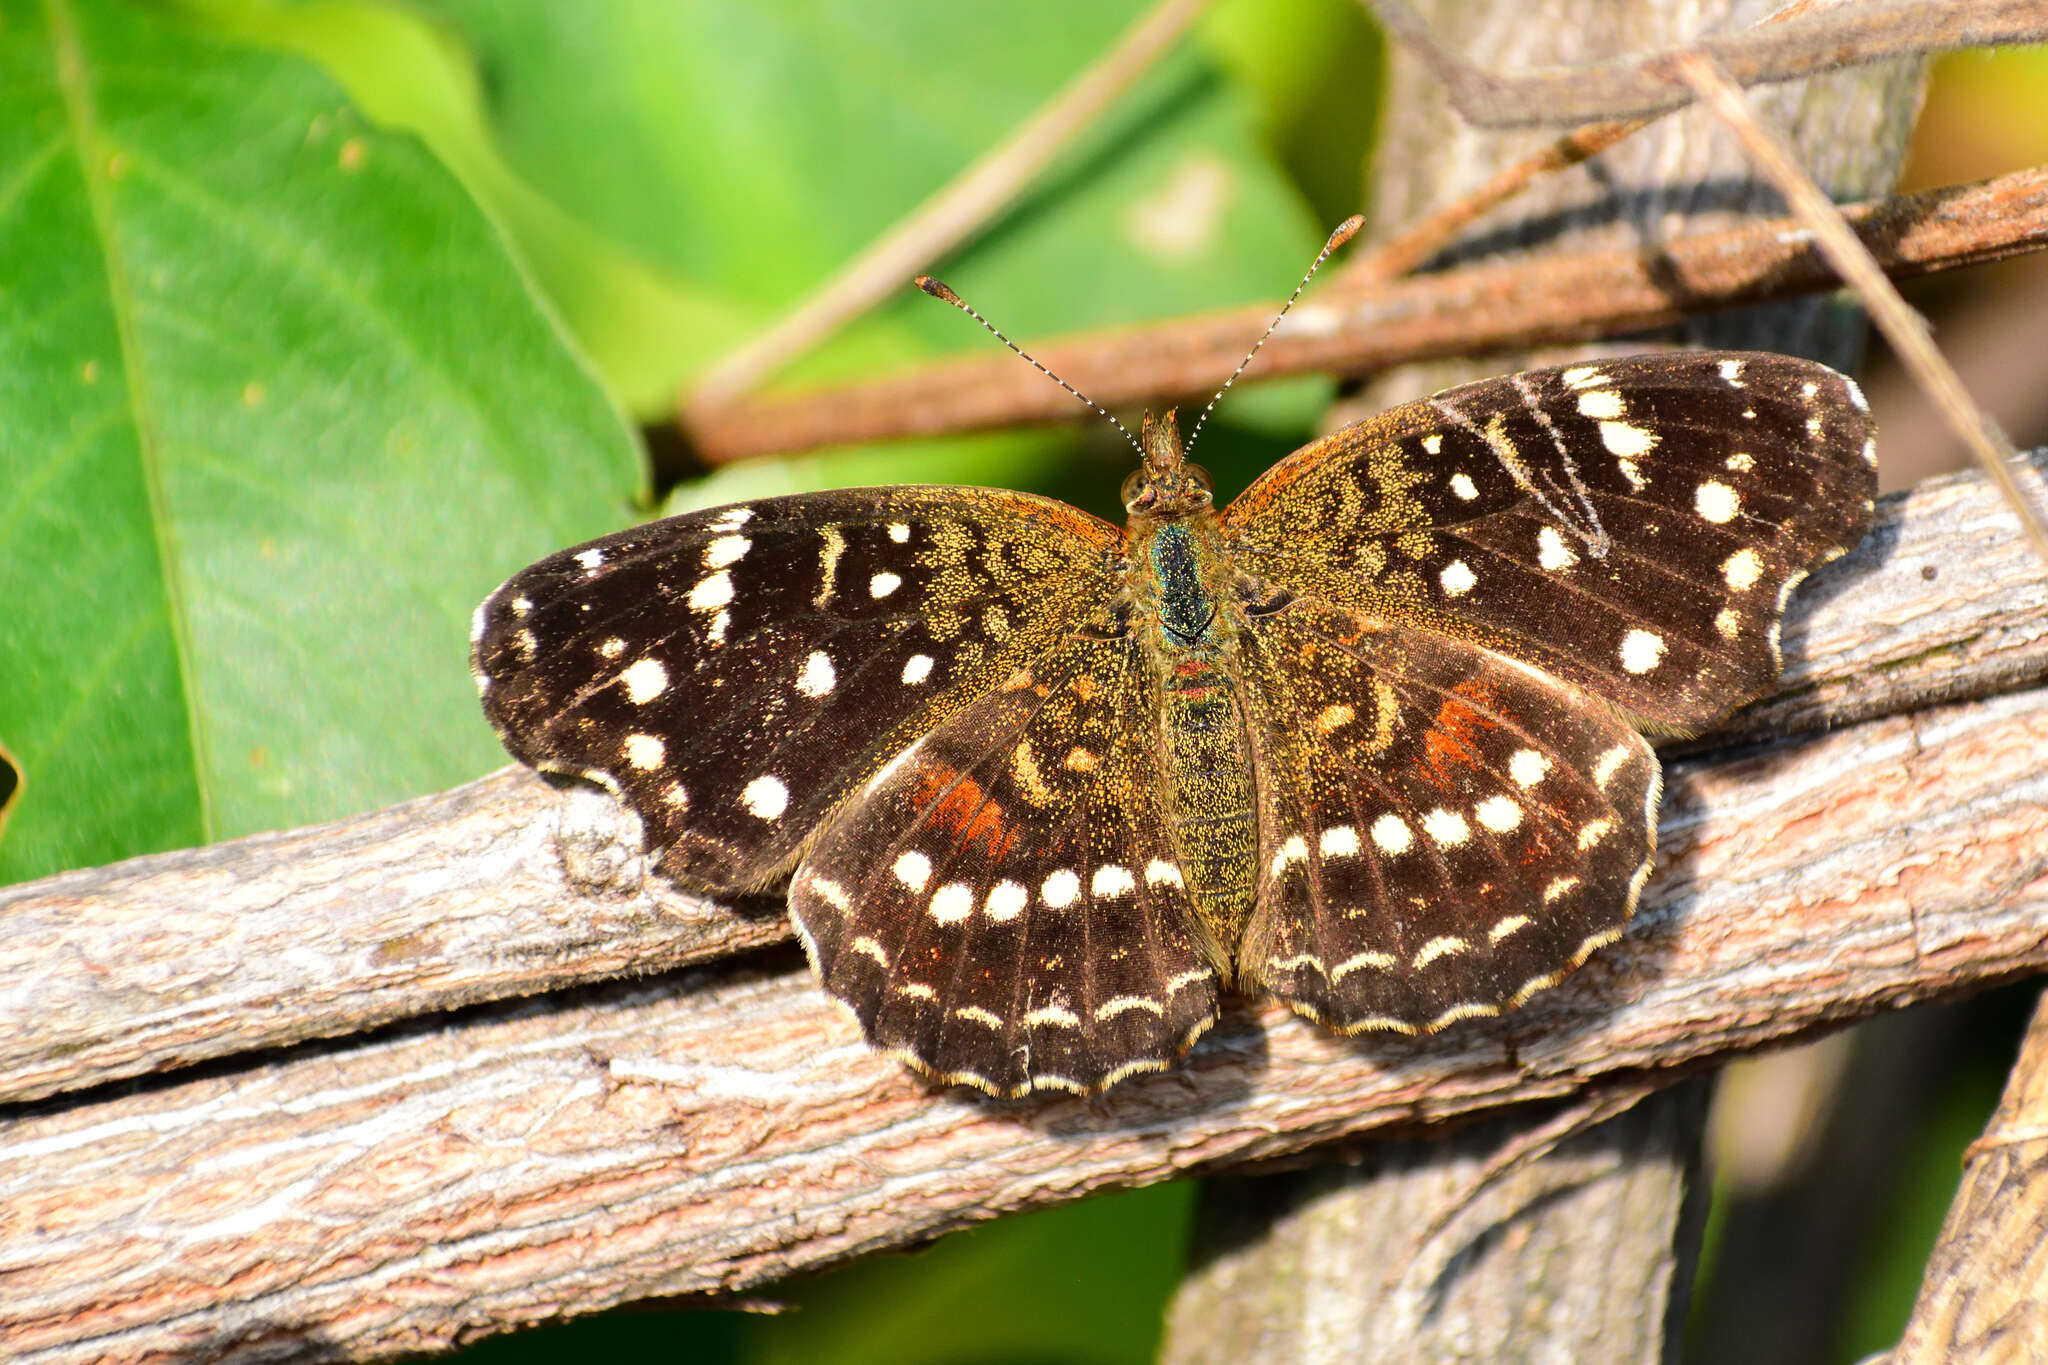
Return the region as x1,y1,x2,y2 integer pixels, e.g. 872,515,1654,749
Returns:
1886,991,2048,1364
1162,3,1925,1361
2,452,2041,1112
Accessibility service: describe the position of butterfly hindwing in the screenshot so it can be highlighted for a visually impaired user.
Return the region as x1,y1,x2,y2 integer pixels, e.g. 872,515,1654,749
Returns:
1224,352,1876,733
472,488,1120,889
790,632,1223,1096
1236,597,1658,1032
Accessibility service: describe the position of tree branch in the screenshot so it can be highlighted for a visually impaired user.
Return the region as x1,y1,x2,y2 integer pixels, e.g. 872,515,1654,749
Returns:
6,670,2048,1361
682,169,2048,463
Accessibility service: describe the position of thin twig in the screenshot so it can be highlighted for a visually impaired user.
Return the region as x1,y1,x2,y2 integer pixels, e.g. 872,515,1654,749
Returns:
682,169,2048,463
1668,52,2048,563
684,0,1212,412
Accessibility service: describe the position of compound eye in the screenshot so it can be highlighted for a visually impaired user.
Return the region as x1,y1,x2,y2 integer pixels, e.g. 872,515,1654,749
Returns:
1120,469,1150,505
1183,463,1215,494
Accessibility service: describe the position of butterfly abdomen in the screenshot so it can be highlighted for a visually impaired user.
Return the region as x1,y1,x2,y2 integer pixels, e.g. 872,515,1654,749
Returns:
1136,519,1259,954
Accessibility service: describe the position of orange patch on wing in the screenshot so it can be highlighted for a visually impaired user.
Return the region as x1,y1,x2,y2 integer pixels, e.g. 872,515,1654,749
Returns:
910,764,1020,860
1420,681,1500,790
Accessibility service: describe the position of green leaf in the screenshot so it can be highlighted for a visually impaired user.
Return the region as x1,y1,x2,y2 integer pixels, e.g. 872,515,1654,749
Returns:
339,0,1327,426
0,0,642,883
738,1181,1198,1365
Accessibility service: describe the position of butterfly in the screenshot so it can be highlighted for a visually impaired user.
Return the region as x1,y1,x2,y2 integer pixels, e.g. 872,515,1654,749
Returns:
474,301,1874,1097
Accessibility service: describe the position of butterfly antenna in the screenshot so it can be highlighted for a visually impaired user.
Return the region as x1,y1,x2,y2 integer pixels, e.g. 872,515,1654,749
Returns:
1183,215,1366,453
915,276,1144,458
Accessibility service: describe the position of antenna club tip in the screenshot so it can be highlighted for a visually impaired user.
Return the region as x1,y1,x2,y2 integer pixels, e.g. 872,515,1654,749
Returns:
1329,215,1367,251
915,275,963,306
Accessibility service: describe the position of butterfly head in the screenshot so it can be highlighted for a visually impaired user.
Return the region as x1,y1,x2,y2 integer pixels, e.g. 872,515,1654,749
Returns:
1121,409,1214,519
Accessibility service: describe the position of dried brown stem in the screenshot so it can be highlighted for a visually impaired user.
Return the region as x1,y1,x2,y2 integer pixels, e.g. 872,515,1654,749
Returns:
1340,117,1644,286
682,169,2048,464
685,0,1212,410
4,452,2044,1108
1363,0,2048,128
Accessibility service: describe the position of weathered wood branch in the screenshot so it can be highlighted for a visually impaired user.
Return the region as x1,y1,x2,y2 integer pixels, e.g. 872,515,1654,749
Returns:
681,168,2048,463
3,453,2044,1109
1363,0,2048,127
5,670,2048,1361
1887,989,2048,1363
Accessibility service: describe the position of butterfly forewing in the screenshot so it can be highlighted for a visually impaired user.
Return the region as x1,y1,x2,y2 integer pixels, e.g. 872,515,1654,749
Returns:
1225,352,1876,733
1236,598,1658,1032
473,488,1120,889
790,632,1222,1096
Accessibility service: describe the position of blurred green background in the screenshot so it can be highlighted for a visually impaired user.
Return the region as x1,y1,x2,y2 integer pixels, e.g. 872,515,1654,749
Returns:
1,2,2041,1361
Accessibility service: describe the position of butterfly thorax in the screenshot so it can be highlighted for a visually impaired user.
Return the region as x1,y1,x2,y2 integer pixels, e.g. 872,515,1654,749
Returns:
1122,412,1260,965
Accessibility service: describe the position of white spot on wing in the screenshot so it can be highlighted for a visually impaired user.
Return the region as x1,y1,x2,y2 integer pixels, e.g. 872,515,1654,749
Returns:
1562,365,1607,389
1620,628,1666,674
703,535,750,569
1696,480,1741,523
1319,825,1360,858
1475,795,1522,832
869,571,902,598
797,650,836,698
742,774,788,820
1423,808,1470,846
1269,835,1309,876
902,653,934,685
1440,560,1478,597
1577,389,1624,420
888,522,910,543
1372,813,1412,854
1537,526,1578,571
929,883,974,923
1843,376,1868,411
1723,547,1763,591
1718,358,1745,387
1422,433,1443,454
1593,745,1633,787
1091,865,1135,898
1449,472,1478,500
985,881,1028,921
689,570,734,611
894,850,932,891
623,733,665,770
1509,748,1550,787
1145,859,1184,888
621,657,668,703
1601,420,1658,458
1041,869,1080,908
575,548,605,570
